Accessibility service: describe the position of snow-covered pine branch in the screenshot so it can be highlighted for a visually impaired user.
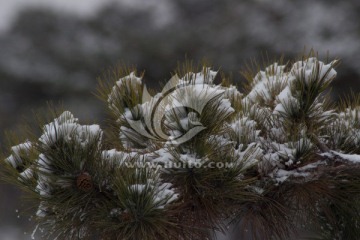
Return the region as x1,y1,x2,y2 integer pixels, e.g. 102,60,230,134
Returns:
2,55,360,240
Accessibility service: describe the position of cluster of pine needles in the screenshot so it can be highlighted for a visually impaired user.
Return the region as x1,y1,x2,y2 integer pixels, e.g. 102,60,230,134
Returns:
2,52,360,240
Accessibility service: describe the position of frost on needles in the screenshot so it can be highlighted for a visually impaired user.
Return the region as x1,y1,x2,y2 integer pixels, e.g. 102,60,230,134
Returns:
3,55,360,240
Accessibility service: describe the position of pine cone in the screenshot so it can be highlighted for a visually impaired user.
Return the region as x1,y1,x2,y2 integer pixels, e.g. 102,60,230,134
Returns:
76,172,93,192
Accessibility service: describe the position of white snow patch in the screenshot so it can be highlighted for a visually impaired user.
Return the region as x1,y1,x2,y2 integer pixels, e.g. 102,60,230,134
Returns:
274,169,310,183
5,140,32,168
331,151,360,163
178,68,217,85
154,182,178,209
291,58,337,83
39,111,102,148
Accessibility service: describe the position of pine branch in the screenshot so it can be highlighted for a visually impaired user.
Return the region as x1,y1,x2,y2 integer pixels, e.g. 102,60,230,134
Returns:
2,53,360,240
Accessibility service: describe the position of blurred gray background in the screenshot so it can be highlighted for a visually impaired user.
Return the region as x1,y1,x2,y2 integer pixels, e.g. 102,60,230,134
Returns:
0,0,359,239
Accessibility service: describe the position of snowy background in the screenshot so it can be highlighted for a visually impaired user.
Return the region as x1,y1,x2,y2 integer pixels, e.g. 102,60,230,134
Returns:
0,0,359,239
